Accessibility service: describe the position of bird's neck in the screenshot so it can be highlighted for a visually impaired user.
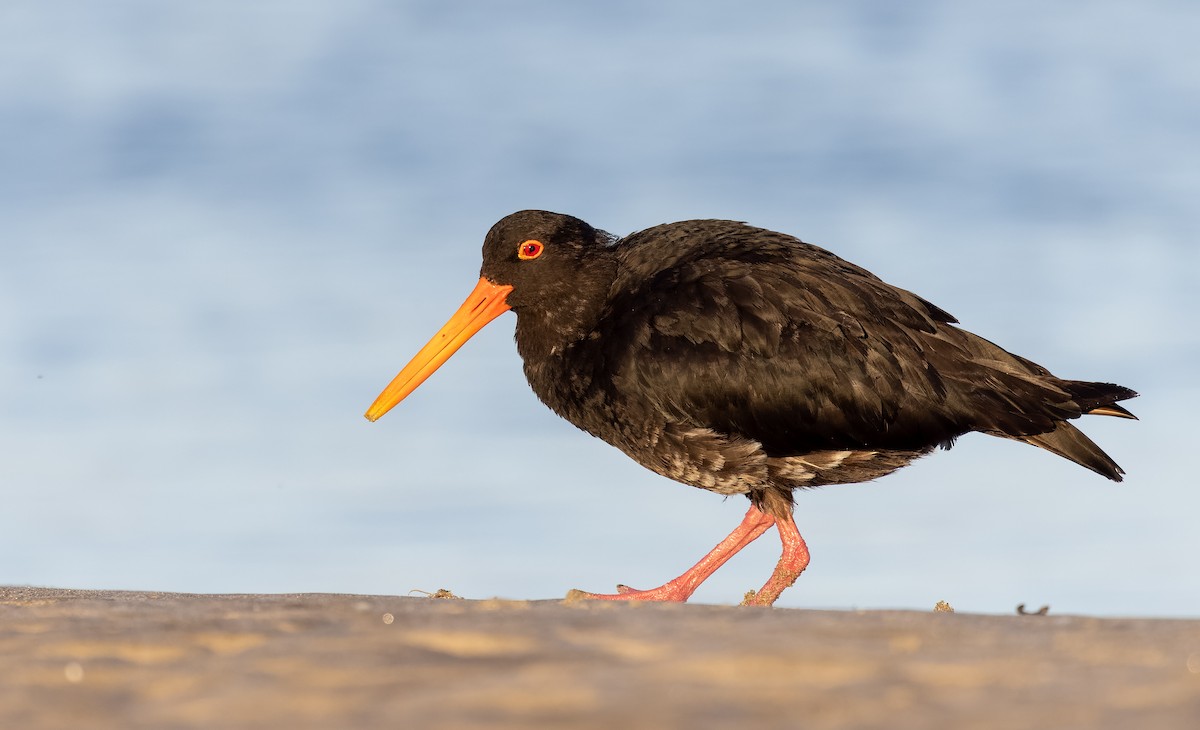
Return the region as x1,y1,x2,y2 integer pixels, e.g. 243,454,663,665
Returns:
512,259,616,363
515,294,614,439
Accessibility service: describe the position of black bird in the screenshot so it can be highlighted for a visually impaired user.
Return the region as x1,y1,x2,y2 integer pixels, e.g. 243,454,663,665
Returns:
365,211,1136,606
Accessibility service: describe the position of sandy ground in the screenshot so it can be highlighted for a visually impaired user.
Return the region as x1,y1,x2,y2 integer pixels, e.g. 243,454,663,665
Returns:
2,587,1198,729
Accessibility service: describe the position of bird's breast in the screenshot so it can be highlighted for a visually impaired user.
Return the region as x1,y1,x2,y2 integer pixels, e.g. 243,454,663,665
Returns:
519,334,652,447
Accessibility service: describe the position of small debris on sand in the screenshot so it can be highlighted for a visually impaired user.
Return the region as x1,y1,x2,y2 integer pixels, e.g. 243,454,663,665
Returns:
409,588,463,600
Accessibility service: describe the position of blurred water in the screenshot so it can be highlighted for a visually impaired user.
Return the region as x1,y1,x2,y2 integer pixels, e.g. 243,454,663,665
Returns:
2,0,1196,615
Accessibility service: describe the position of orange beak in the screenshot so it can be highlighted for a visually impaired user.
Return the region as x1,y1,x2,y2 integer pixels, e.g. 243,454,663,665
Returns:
364,277,514,421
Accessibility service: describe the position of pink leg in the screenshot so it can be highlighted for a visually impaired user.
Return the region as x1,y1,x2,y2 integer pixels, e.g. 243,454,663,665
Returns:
741,510,810,606
566,505,777,603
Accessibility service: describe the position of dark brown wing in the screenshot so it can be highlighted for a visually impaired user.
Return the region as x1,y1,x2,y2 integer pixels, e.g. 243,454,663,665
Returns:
600,220,1132,464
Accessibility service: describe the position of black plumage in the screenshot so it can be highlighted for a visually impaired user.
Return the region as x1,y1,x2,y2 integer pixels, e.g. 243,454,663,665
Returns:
366,210,1137,606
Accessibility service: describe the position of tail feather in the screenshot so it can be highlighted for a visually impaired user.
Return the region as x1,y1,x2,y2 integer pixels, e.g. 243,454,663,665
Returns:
1065,380,1138,418
944,331,1137,479
1014,380,1136,480
1086,403,1137,419
1020,421,1125,482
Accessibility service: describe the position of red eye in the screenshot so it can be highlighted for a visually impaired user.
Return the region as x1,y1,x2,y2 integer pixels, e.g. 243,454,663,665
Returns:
517,240,544,260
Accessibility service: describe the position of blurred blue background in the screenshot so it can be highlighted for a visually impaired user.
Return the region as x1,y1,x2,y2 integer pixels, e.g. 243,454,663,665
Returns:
2,1,1195,615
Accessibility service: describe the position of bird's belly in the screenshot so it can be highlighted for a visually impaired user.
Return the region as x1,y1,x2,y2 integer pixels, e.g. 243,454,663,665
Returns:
622,423,768,496
527,357,931,497
766,447,932,487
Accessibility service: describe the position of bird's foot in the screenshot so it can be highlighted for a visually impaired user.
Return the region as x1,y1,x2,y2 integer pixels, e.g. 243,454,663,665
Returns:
739,569,803,607
739,516,811,607
564,580,694,603
561,504,796,607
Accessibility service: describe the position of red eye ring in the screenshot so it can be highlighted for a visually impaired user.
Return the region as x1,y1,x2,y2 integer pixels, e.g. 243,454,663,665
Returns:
517,239,544,260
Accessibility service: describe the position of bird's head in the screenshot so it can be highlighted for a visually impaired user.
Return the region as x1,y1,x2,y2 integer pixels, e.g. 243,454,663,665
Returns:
479,210,615,310
364,210,617,422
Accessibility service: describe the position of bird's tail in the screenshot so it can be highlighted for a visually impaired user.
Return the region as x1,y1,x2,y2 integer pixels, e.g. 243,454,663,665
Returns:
1018,380,1137,482
1064,380,1139,419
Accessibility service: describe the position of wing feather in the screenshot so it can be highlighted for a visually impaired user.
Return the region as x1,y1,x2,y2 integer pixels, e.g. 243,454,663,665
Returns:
598,221,1104,456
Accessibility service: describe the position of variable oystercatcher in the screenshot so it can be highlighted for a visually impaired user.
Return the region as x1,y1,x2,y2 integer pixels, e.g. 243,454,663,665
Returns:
365,211,1136,606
